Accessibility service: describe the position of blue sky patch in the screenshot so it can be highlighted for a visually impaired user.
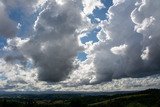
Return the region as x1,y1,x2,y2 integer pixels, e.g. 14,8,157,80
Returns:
77,51,87,61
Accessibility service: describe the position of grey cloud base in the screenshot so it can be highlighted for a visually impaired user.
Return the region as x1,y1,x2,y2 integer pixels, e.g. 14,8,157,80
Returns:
22,0,83,82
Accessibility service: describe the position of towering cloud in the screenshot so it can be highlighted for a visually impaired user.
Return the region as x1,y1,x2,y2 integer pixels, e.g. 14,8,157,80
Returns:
22,0,88,82
91,0,160,83
0,0,160,91
131,0,160,72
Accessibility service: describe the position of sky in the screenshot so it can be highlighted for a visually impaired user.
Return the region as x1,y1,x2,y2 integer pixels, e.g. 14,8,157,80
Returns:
0,0,160,92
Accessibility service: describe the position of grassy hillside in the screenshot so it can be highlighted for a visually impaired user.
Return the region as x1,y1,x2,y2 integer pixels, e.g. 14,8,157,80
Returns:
0,89,159,107
89,89,160,107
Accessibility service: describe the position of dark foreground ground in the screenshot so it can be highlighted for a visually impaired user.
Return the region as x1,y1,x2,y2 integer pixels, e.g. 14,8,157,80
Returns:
0,89,160,107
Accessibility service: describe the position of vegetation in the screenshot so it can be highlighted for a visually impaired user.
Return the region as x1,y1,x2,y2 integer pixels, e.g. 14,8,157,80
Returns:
0,89,159,107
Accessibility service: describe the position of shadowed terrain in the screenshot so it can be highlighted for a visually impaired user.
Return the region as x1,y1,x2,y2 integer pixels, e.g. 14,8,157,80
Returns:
0,89,160,107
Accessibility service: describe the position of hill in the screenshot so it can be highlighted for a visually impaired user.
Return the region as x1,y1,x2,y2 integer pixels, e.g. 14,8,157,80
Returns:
89,89,160,107
0,89,159,107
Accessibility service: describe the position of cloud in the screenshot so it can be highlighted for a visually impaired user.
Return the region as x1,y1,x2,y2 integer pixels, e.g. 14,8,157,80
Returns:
0,57,159,92
112,0,125,5
21,0,89,82
0,1,17,37
110,44,128,55
0,0,160,92
89,0,160,83
0,0,46,38
141,46,149,60
0,58,39,91
1,0,43,13
0,37,29,65
82,0,104,15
